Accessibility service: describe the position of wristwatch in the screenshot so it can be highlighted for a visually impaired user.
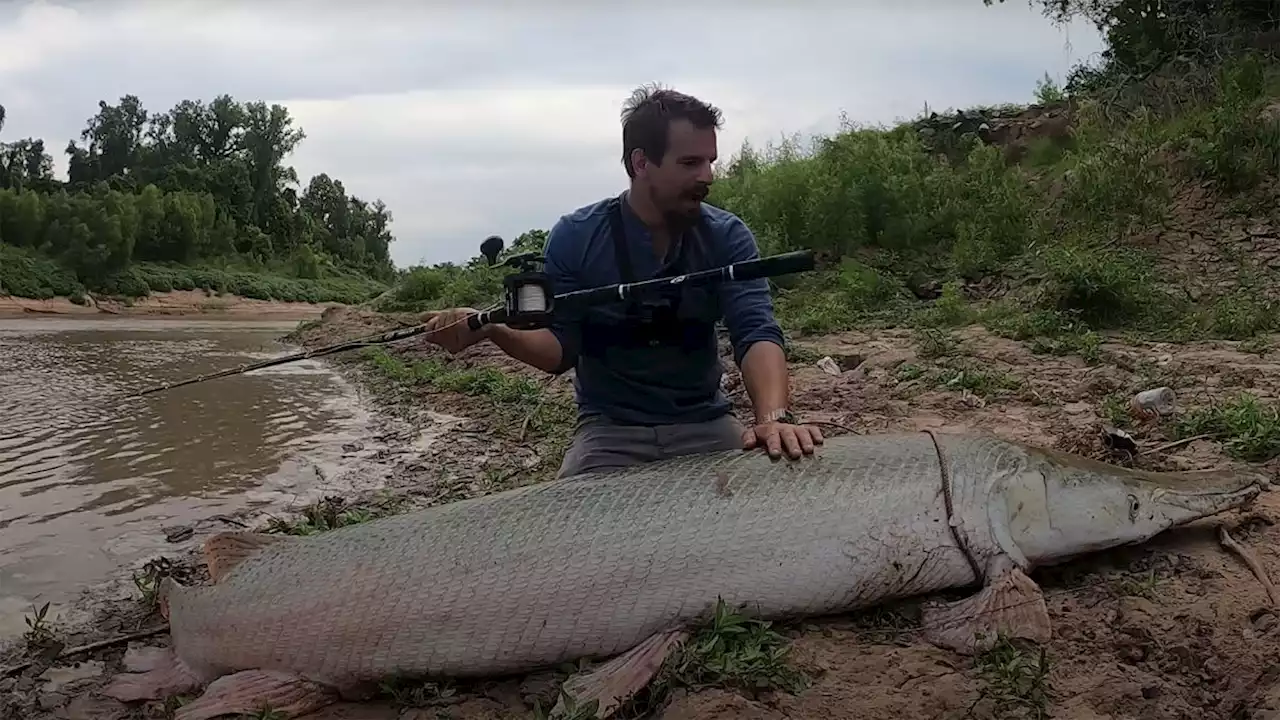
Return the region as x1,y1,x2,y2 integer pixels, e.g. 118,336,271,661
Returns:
759,407,796,425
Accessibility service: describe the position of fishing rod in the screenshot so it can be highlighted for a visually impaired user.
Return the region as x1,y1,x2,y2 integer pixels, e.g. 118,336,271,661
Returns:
126,312,495,397
130,235,816,397
465,234,816,331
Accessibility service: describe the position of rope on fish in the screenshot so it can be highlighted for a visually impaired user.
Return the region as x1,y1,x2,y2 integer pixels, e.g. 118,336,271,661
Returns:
925,428,985,585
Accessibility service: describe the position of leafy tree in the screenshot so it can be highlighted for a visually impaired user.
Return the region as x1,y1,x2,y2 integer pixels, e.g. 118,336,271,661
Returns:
985,0,1280,90
0,93,400,300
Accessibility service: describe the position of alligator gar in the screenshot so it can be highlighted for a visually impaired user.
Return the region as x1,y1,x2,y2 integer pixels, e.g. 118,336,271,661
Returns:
101,430,1266,719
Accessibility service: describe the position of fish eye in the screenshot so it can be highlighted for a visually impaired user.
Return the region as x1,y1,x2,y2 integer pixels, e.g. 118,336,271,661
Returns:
1127,494,1141,521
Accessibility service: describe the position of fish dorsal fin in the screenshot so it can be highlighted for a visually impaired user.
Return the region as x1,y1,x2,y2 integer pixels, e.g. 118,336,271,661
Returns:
203,532,291,583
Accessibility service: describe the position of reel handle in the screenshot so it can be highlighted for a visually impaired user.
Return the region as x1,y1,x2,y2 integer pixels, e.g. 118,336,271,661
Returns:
466,309,505,331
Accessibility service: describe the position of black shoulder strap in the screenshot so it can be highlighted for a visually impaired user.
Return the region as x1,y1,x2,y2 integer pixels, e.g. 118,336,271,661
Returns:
609,195,714,281
608,196,637,284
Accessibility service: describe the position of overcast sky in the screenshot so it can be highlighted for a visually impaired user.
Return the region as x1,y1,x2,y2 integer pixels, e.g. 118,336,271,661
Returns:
0,0,1104,268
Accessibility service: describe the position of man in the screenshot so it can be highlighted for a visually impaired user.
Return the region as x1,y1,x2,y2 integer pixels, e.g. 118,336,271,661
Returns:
421,84,823,478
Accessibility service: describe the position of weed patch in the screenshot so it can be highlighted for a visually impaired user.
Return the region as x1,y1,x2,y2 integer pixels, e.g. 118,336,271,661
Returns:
262,495,384,536
359,346,575,476
935,365,1023,399
1172,392,1280,462
614,599,811,718
983,305,1103,363
21,602,56,652
914,327,960,359
971,635,1052,719
1033,242,1161,329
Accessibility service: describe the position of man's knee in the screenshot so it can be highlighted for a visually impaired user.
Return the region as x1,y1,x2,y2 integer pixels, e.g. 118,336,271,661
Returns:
555,417,661,479
659,413,746,458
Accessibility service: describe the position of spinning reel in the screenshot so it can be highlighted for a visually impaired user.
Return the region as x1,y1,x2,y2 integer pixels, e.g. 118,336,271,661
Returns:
467,235,555,331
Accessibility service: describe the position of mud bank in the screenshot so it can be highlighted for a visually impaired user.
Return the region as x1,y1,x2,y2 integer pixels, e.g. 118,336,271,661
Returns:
7,306,1280,720
0,290,340,320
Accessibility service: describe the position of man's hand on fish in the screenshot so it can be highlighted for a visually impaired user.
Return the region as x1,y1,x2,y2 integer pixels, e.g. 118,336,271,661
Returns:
743,417,823,460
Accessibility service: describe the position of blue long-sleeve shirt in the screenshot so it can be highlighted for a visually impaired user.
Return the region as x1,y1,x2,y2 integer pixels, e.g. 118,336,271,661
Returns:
542,192,785,426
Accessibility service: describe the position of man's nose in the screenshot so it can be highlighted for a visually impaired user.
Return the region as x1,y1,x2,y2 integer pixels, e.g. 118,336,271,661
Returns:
697,162,714,184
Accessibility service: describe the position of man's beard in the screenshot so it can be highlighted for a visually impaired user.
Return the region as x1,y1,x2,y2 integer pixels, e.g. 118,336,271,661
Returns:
664,187,708,229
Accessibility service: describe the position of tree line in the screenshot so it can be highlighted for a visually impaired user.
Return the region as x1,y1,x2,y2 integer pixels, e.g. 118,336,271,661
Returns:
0,94,396,299
987,0,1280,93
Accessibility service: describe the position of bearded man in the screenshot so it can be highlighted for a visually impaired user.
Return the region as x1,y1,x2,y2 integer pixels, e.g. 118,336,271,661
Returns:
421,84,823,478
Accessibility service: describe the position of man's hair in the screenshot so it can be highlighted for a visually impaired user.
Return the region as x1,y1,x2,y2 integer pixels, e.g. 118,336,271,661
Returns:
620,83,723,179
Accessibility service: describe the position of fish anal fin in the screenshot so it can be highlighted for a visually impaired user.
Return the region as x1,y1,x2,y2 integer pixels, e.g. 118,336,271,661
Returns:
174,669,338,720
203,531,290,583
921,564,1051,655
553,629,690,719
101,645,202,702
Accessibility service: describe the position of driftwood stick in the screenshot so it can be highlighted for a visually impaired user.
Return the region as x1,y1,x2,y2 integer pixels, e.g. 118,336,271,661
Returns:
1,625,169,677
1220,526,1280,607
1145,434,1211,455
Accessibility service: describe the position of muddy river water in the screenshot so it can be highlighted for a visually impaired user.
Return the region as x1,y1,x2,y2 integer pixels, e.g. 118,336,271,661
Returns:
0,316,378,642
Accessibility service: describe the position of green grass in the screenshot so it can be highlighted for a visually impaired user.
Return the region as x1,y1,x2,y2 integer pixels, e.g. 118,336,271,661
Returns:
934,365,1023,398
359,346,576,477
261,495,386,536
972,635,1052,720
1172,392,1280,462
601,599,810,719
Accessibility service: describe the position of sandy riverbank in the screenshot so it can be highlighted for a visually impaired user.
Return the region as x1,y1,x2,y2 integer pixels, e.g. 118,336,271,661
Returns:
0,290,340,320
6,306,1280,720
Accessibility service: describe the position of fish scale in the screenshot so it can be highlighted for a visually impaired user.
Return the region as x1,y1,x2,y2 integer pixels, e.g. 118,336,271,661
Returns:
112,429,1265,720
167,432,974,683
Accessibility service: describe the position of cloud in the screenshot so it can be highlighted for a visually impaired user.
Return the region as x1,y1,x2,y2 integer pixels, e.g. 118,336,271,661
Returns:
0,0,1106,267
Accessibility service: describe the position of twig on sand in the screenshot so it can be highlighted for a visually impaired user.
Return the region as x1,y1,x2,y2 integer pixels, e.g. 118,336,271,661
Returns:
1220,526,1280,607
519,398,545,443
518,376,558,443
810,420,859,435
1145,434,1211,455
1,625,170,677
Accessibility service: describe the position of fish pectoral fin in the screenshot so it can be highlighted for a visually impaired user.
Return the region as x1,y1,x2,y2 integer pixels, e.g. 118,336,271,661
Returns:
100,645,202,702
203,531,293,583
920,563,1051,655
173,669,338,720
553,629,690,719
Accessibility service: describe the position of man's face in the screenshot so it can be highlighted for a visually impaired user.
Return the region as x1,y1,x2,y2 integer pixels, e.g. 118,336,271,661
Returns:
638,118,717,223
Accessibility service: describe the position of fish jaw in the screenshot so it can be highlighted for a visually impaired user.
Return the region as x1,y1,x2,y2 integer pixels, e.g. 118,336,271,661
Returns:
994,444,1267,566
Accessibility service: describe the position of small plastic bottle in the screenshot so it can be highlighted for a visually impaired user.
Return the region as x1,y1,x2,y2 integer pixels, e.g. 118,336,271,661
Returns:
1130,386,1177,418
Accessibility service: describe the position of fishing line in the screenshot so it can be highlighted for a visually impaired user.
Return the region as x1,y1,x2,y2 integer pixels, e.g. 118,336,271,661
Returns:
126,300,502,398
0,301,504,450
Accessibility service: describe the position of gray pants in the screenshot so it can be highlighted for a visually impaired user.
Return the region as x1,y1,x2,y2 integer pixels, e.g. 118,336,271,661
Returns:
556,413,747,479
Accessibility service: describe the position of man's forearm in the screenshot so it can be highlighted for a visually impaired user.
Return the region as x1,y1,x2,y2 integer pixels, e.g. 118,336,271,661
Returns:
739,340,790,422
485,325,566,374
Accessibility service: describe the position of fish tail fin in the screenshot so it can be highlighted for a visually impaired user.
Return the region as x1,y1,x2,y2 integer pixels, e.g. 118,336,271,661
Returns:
553,629,689,718
203,531,292,583
101,645,202,702
174,670,337,720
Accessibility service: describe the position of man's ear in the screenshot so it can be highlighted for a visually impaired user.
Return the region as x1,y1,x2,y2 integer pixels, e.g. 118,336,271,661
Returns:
630,148,649,177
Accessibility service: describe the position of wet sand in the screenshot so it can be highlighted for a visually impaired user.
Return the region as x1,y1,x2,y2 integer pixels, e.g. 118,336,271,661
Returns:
0,291,338,319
